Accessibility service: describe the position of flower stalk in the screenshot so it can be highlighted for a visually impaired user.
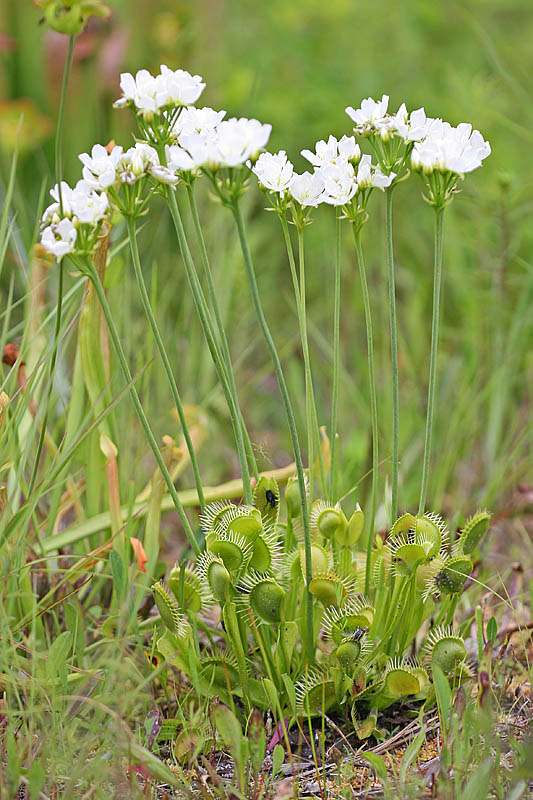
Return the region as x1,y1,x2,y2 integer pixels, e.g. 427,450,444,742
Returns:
418,207,445,514
279,218,325,497
351,227,379,593
231,199,315,663
185,182,258,480
126,215,206,509
330,213,342,500
166,187,254,505
385,187,399,522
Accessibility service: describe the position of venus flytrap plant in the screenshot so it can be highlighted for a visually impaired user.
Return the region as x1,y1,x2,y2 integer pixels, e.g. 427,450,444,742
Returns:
33,59,498,778
153,477,492,737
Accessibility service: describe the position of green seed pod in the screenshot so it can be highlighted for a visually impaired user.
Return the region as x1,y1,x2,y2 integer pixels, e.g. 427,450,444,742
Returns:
458,511,491,554
344,504,365,546
425,626,467,673
311,500,347,541
152,581,189,637
434,555,473,594
335,639,362,674
285,476,303,519
309,572,353,608
41,0,110,35
253,477,280,527
295,669,337,715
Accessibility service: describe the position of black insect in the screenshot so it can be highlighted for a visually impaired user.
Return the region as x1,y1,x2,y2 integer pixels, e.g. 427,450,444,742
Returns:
265,489,278,509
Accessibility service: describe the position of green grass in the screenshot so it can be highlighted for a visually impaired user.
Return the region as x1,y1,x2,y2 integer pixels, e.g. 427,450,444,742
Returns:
0,1,531,797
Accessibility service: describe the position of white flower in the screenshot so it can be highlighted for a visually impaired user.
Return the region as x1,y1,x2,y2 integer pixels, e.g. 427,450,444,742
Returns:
42,180,108,226
41,218,77,258
42,181,75,221
376,102,408,141
166,143,197,173
116,143,160,184
356,154,395,190
288,171,325,207
411,120,491,175
115,66,205,114
79,143,124,190
149,164,180,185
69,180,109,225
154,65,205,108
210,117,272,167
345,94,389,132
173,106,226,137
116,69,159,115
301,135,360,168
317,162,357,206
251,150,294,192
404,107,433,142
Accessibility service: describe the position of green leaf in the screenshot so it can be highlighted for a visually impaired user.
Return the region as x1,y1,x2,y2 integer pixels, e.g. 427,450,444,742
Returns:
272,743,285,777
460,757,493,800
281,673,296,715
399,725,426,785
359,751,387,782
212,702,243,755
46,630,72,684
262,677,279,712
486,616,498,644
109,550,126,600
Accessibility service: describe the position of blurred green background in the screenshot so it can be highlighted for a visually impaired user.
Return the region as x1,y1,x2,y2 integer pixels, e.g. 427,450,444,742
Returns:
0,0,531,520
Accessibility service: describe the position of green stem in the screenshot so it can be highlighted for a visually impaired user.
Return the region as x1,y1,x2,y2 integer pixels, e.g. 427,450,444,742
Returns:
166,188,253,504
86,264,200,554
385,188,399,523
330,214,342,501
352,229,379,594
126,216,205,509
418,208,445,514
28,35,76,492
232,200,314,663
28,264,64,495
185,184,258,480
280,218,325,496
56,35,75,215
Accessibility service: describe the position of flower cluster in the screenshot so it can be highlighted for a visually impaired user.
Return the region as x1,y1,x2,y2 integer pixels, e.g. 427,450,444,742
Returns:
251,136,393,215
41,63,492,259
166,112,272,174
345,95,490,178
411,120,491,176
40,180,108,258
114,66,205,117
40,143,177,259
